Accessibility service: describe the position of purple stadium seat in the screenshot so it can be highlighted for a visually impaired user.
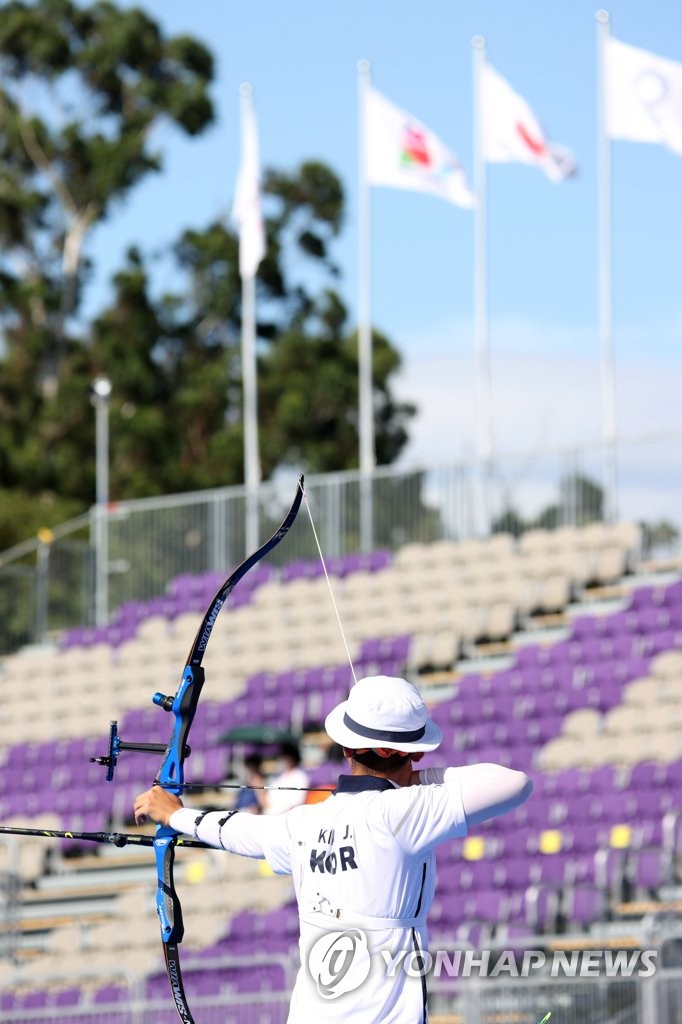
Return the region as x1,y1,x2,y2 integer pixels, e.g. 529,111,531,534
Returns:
283,559,323,582
456,674,483,700
190,972,223,997
553,767,589,795
594,848,627,892
663,761,682,788
52,988,82,1007
649,630,682,654
589,765,621,792
0,992,17,1012
502,669,530,694
93,985,127,1004
525,715,562,744
663,580,682,606
605,610,640,634
570,615,599,640
368,549,392,571
359,636,404,662
628,586,659,610
532,854,572,888
500,858,535,890
496,830,531,859
17,990,49,1010
600,790,638,823
514,645,544,669
567,853,597,885
461,888,510,923
563,823,605,853
523,884,559,930
337,552,364,576
548,640,583,666
634,818,664,850
146,972,171,999
236,964,285,994
565,884,605,927
624,655,654,679
629,761,667,790
633,849,668,891
636,607,673,633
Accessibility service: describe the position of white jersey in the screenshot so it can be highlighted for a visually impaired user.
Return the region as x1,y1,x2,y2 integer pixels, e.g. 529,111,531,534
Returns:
171,768,467,1023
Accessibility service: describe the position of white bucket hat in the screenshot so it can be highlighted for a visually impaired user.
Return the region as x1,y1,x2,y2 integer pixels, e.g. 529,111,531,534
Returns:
325,675,442,753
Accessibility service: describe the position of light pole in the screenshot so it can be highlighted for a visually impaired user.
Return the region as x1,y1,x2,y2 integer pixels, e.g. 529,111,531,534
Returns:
92,376,111,627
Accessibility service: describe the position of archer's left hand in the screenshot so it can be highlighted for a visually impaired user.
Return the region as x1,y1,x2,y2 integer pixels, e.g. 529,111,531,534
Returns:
134,787,184,827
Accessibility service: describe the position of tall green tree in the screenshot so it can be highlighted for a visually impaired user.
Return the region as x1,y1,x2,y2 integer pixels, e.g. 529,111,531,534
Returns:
0,3,419,543
0,0,213,392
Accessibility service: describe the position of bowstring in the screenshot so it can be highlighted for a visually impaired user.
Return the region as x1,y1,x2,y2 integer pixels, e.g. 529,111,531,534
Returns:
155,481,351,798
299,479,358,687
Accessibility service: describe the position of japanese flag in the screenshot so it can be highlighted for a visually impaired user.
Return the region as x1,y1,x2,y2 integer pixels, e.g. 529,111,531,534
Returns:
481,62,576,182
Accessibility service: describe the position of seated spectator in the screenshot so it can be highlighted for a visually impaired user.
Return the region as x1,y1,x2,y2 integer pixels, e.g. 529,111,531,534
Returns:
233,754,264,815
262,743,309,816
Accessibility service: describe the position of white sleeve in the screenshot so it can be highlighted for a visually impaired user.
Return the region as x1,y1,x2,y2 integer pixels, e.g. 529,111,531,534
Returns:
421,763,533,826
169,807,293,874
380,779,467,856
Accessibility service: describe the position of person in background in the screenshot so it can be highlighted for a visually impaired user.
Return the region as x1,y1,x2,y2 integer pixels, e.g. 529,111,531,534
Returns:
233,753,264,815
261,742,310,815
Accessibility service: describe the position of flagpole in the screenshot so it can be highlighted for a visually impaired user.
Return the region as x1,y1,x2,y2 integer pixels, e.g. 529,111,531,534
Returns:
472,35,493,537
357,59,374,551
238,83,262,551
596,10,618,523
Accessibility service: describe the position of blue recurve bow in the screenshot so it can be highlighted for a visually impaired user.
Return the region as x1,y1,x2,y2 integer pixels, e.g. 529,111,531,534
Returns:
92,475,304,1024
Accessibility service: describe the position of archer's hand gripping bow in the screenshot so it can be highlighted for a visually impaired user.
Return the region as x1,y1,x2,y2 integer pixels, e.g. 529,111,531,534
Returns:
92,476,304,1024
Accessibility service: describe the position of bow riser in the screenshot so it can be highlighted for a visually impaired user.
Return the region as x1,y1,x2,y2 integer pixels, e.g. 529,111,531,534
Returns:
154,665,206,787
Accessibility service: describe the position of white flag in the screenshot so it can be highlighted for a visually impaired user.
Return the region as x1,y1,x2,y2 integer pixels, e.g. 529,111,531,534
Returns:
481,62,576,182
232,87,266,279
364,86,475,208
605,37,682,154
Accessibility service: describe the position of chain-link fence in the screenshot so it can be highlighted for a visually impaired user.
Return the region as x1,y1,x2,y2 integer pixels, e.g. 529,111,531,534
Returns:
0,432,679,654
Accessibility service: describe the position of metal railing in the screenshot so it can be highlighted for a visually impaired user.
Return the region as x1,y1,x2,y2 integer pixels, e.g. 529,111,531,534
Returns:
430,966,682,1024
1,965,681,1024
0,955,294,1024
0,430,679,654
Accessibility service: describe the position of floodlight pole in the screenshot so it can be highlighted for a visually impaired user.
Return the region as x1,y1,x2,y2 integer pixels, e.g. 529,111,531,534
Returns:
357,58,375,552
92,376,111,627
472,35,493,537
596,9,618,522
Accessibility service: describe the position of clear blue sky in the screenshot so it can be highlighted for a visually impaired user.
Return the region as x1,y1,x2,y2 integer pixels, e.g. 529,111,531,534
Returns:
88,1,681,494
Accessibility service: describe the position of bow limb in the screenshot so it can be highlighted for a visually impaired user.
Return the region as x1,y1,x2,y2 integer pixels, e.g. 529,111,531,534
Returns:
151,475,304,1024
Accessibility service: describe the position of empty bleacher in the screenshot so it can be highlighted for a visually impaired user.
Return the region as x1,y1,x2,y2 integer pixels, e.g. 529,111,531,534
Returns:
0,519,680,1018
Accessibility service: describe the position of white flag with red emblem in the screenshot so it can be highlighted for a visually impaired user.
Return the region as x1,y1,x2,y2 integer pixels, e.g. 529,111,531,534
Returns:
481,62,576,182
364,86,475,208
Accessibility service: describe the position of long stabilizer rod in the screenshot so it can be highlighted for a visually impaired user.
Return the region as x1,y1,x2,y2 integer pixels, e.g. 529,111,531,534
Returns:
0,824,207,849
